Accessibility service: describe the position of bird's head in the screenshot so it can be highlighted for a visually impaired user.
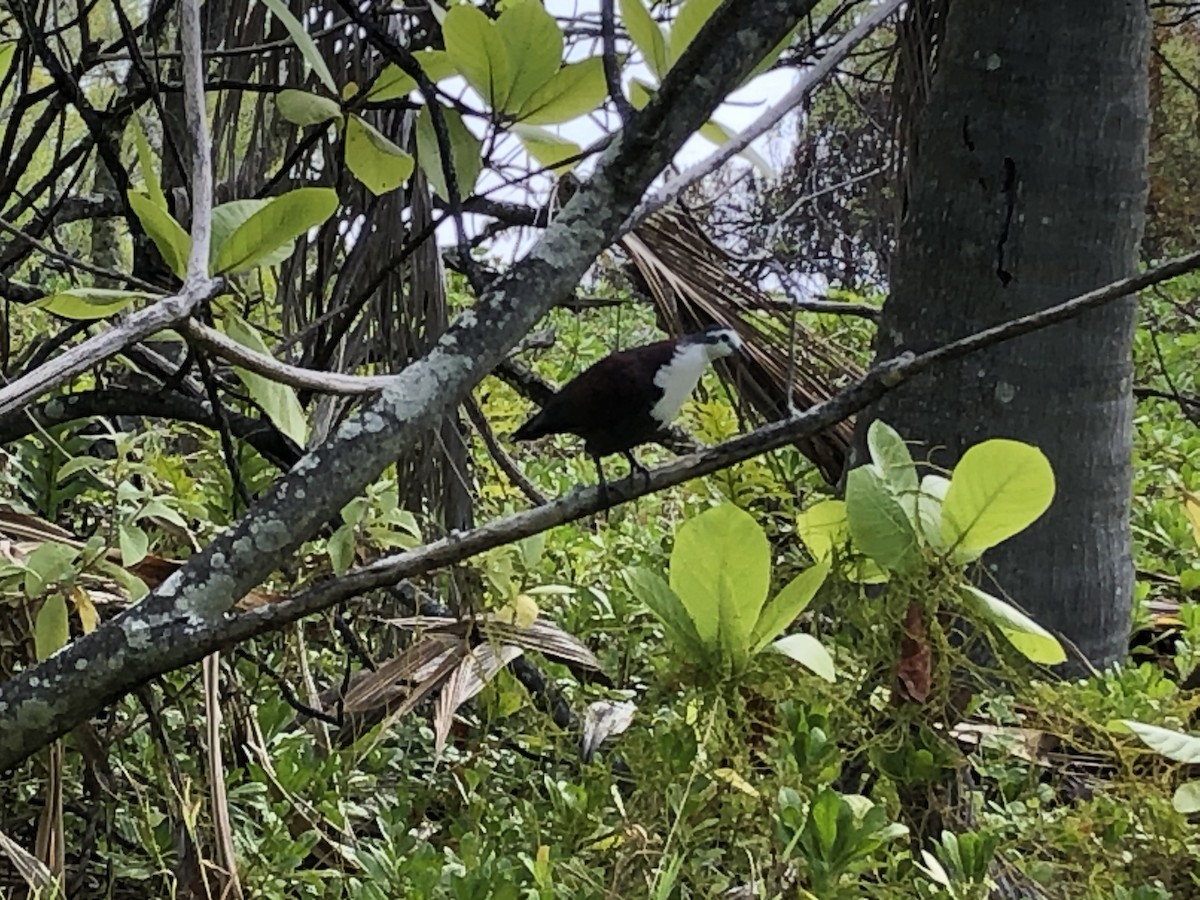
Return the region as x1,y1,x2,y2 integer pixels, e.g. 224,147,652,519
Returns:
684,325,743,362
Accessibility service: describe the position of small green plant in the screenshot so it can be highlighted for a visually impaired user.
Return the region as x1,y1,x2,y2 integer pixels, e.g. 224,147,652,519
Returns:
627,502,832,681
914,829,1001,899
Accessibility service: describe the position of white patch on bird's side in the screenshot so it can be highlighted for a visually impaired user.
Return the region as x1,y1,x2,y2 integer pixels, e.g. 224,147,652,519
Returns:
651,342,717,424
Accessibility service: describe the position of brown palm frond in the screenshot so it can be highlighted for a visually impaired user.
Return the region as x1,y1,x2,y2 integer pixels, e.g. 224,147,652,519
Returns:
621,207,864,484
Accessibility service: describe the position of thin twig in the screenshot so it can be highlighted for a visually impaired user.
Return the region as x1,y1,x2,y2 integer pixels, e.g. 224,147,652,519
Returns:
462,395,548,505
601,0,635,123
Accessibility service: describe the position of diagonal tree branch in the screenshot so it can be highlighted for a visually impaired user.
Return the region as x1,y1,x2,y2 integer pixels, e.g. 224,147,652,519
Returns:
0,0,825,772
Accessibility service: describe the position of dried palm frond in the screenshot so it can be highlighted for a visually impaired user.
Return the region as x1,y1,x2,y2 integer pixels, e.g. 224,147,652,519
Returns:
621,207,864,483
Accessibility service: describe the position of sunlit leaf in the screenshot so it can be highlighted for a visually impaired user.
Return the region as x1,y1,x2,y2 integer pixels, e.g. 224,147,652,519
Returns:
1115,719,1200,764
619,0,668,79
327,523,356,574
941,439,1055,560
628,77,654,110
963,585,1066,665
344,114,416,196
669,0,721,65
35,593,69,661
275,88,342,126
127,190,190,278
33,288,154,320
845,466,920,572
128,116,165,208
516,57,608,125
1174,780,1200,814
68,586,98,634
260,0,338,94
444,3,512,109
796,499,847,562
0,42,17,88
671,503,770,668
212,187,338,273
221,312,309,447
698,119,773,177
626,566,705,659
369,65,417,100
771,633,836,682
866,420,918,496
119,522,149,567
512,124,581,173
211,199,285,269
415,106,482,200
751,558,830,652
1183,488,1200,548
915,474,950,549
495,0,563,112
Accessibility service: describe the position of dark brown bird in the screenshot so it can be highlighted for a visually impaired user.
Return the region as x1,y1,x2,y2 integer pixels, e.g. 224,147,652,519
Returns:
512,326,742,489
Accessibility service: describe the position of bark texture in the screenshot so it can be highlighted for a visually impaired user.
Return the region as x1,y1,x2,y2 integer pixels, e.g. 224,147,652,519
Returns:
868,0,1151,667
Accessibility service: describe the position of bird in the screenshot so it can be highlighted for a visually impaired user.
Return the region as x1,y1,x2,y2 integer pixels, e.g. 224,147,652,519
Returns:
512,325,743,491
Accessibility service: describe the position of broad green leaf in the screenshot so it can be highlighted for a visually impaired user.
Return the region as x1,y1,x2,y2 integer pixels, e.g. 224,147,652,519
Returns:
698,119,773,177
127,190,190,278
212,186,338,273
1174,781,1200,814
413,49,458,84
119,521,149,566
344,114,416,196
845,466,920,572
128,116,165,208
1184,489,1200,548
670,503,770,665
495,0,563,112
368,65,417,101
963,585,1066,665
516,58,608,125
915,474,950,549
628,77,654,110
752,558,831,652
275,88,342,126
33,288,154,320
1116,720,1200,764
941,439,1055,559
444,3,513,109
222,312,309,447
327,523,356,574
415,106,482,200
620,0,668,79
669,0,721,65
867,420,918,496
35,593,69,661
260,0,338,94
0,42,16,87
796,499,847,561
23,542,80,597
771,633,836,682
211,200,278,269
512,124,581,173
626,567,705,659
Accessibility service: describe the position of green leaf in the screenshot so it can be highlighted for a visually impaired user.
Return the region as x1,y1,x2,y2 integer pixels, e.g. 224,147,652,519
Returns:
845,466,920,572
128,116,165,208
670,503,770,666
512,124,581,173
210,200,284,270
619,0,669,79
344,114,416,196
698,119,773,177
963,585,1066,665
35,593,69,661
1116,720,1200,764
415,106,482,200
275,88,342,126
127,190,190,278
669,0,721,65
327,523,356,574
516,58,608,125
444,3,513,109
222,312,309,447
23,542,80,598
368,65,417,101
628,77,654,110
212,187,339,273
914,474,950,549
941,439,1055,560
119,522,149,567
260,0,338,95
495,0,563,112
0,42,17,88
866,420,918,496
752,558,831,652
626,567,705,659
796,499,847,562
33,288,154,320
1174,781,1200,814
771,633,836,682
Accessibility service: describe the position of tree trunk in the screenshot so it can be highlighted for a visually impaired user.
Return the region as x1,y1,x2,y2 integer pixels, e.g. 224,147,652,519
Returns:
866,0,1151,668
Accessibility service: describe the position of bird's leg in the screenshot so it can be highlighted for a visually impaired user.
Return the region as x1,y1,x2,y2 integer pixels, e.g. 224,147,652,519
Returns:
623,450,650,488
592,454,610,507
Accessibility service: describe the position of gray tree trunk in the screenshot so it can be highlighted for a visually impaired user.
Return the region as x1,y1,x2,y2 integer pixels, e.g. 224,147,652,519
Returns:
865,0,1151,668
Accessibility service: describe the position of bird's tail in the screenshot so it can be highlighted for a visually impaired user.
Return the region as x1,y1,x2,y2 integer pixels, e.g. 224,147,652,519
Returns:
512,411,549,442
